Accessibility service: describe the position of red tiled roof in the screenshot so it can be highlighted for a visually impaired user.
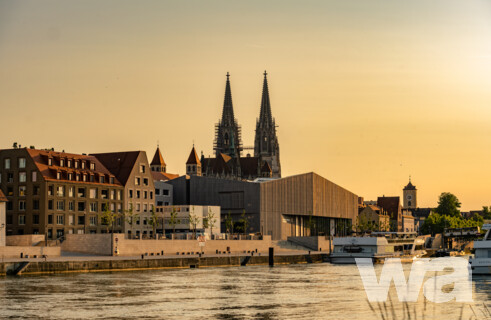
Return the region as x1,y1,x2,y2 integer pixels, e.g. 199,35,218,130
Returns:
151,171,179,181
0,189,7,202
186,147,201,165
91,151,141,185
26,149,122,186
150,147,166,166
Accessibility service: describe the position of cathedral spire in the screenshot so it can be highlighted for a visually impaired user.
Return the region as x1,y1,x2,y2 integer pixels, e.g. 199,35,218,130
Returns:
221,72,235,127
259,70,273,127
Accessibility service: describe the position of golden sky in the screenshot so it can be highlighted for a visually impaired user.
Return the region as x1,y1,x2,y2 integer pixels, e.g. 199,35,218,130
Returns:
1,0,491,211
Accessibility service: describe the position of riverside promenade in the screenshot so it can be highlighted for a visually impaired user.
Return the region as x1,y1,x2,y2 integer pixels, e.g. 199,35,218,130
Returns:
0,250,329,276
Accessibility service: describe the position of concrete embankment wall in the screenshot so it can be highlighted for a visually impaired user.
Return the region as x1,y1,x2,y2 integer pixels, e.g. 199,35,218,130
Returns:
0,253,327,276
6,235,45,246
62,234,113,255
0,246,60,258
62,234,273,256
287,236,332,251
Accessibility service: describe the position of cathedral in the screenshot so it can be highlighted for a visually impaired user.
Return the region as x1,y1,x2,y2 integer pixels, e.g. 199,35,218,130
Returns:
186,71,281,180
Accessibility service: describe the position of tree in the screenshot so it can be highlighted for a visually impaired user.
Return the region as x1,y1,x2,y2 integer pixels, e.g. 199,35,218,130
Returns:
148,206,159,239
421,212,483,235
188,206,200,239
205,207,216,237
435,192,461,217
225,212,234,235
124,204,138,238
482,206,491,220
169,206,180,235
101,204,116,233
238,210,249,235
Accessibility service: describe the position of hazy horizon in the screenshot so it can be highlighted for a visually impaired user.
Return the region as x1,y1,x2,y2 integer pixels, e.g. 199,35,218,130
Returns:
1,0,491,211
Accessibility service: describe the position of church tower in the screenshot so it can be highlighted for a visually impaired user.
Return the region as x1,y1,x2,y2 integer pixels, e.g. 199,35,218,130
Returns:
254,71,281,177
186,146,202,176
214,73,243,160
150,145,166,173
403,177,417,209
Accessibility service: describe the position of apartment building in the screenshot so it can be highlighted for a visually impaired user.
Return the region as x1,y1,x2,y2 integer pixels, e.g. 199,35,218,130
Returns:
93,151,156,239
0,148,125,239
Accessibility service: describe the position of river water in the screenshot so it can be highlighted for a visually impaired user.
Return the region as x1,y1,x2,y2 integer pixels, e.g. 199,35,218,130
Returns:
0,263,489,319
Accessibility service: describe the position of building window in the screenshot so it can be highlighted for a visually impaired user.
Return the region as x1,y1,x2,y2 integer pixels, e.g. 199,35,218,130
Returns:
56,215,64,225
7,187,13,196
68,173,73,180
135,177,140,186
117,190,122,200
75,174,80,181
33,185,40,195
18,158,26,168
408,201,412,207
89,216,97,226
57,200,65,211
143,178,148,186
60,159,65,167
89,188,97,199
136,203,141,212
144,191,148,199
150,192,153,200
140,165,145,173
69,214,74,225
67,160,71,168
78,216,84,225
90,162,95,170
48,158,52,166
19,186,27,196
32,171,37,182
117,203,122,213
57,186,65,197
136,190,140,199
48,200,53,210
19,172,27,183
129,189,133,198
90,175,94,182
4,158,11,169
78,188,86,198
110,203,115,212
7,173,13,183
81,161,86,169
101,190,108,199
56,172,61,180
143,204,148,212
18,215,26,225
110,190,115,200
82,174,87,182
68,187,74,197
68,201,75,211
19,200,26,211
163,189,169,196
100,176,105,184
78,202,86,212
110,177,114,184
48,185,54,196
33,215,40,225
90,202,97,212
74,161,79,169
155,188,160,195
48,215,53,224
33,199,40,210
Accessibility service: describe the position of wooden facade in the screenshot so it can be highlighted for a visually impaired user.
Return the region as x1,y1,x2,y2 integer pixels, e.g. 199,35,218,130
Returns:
260,172,358,240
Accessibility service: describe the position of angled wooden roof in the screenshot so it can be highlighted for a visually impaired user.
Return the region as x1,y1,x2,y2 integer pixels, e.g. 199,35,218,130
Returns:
91,151,141,185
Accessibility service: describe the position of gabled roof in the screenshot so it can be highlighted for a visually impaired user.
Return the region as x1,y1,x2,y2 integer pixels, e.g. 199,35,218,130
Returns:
150,147,166,167
239,156,260,178
91,151,141,185
26,149,122,186
404,181,416,190
377,196,401,216
151,171,179,182
0,189,7,202
186,147,201,165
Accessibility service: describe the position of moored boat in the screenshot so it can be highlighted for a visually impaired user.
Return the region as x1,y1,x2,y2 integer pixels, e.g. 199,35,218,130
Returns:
469,224,491,275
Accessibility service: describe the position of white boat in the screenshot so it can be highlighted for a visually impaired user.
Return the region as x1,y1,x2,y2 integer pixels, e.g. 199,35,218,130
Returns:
330,232,426,264
469,224,491,275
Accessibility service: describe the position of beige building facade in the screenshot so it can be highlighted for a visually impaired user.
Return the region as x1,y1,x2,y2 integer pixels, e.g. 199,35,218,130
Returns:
0,190,6,246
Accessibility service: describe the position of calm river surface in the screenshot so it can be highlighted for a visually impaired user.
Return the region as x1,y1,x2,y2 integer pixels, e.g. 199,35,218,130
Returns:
0,263,489,319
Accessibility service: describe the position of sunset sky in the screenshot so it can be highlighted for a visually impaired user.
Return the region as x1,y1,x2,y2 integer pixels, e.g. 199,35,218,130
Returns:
1,0,491,211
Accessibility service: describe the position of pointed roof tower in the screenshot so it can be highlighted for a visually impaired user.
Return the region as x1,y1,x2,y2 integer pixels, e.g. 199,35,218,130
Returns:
150,146,167,172
221,72,235,127
151,147,166,167
186,146,201,165
258,70,273,127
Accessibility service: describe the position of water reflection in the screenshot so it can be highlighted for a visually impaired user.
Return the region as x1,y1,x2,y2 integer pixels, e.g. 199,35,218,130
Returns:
0,264,489,319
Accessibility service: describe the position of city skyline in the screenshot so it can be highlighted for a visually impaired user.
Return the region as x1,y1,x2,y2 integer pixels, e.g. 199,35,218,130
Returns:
1,1,491,210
